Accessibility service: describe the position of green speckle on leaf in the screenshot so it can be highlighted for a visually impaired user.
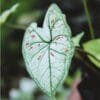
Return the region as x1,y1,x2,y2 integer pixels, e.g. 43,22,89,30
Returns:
22,3,75,98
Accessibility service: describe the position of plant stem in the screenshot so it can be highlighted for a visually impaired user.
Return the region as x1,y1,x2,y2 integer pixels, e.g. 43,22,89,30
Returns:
82,0,95,39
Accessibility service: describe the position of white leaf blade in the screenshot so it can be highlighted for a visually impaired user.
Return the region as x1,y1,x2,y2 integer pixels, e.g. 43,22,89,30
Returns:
22,3,75,97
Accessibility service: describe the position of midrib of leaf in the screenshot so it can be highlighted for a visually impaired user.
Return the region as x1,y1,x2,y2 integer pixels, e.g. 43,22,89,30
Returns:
48,45,54,99
48,24,52,42
47,16,61,42
48,43,66,100
47,18,55,99
47,18,66,99
48,19,54,98
48,17,53,42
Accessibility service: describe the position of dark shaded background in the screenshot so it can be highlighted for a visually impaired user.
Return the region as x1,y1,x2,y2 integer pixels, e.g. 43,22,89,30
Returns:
1,0,100,100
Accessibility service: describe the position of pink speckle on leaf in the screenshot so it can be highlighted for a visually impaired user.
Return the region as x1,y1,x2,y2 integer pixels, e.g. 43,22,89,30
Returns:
50,52,54,57
26,43,29,46
38,55,42,60
38,44,40,46
31,35,35,38
64,48,68,52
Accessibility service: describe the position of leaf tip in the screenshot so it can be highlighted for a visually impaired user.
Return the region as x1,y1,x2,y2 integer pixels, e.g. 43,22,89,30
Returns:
72,32,84,47
48,3,61,13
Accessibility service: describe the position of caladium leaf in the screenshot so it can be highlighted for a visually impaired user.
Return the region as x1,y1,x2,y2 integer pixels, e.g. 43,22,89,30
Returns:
22,4,75,96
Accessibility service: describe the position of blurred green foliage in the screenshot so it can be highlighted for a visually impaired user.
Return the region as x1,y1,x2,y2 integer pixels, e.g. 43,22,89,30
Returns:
1,0,42,45
83,39,100,68
1,0,42,99
0,3,19,25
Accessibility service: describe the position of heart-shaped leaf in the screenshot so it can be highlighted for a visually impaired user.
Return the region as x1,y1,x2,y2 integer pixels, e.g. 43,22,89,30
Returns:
22,4,75,97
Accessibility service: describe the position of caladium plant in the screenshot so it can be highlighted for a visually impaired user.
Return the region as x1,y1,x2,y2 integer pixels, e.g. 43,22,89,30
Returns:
22,3,75,99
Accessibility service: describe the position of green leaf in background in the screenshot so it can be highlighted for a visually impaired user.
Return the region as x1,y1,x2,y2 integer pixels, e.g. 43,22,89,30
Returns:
16,11,42,26
72,32,84,47
83,39,100,68
22,3,75,99
0,3,19,25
